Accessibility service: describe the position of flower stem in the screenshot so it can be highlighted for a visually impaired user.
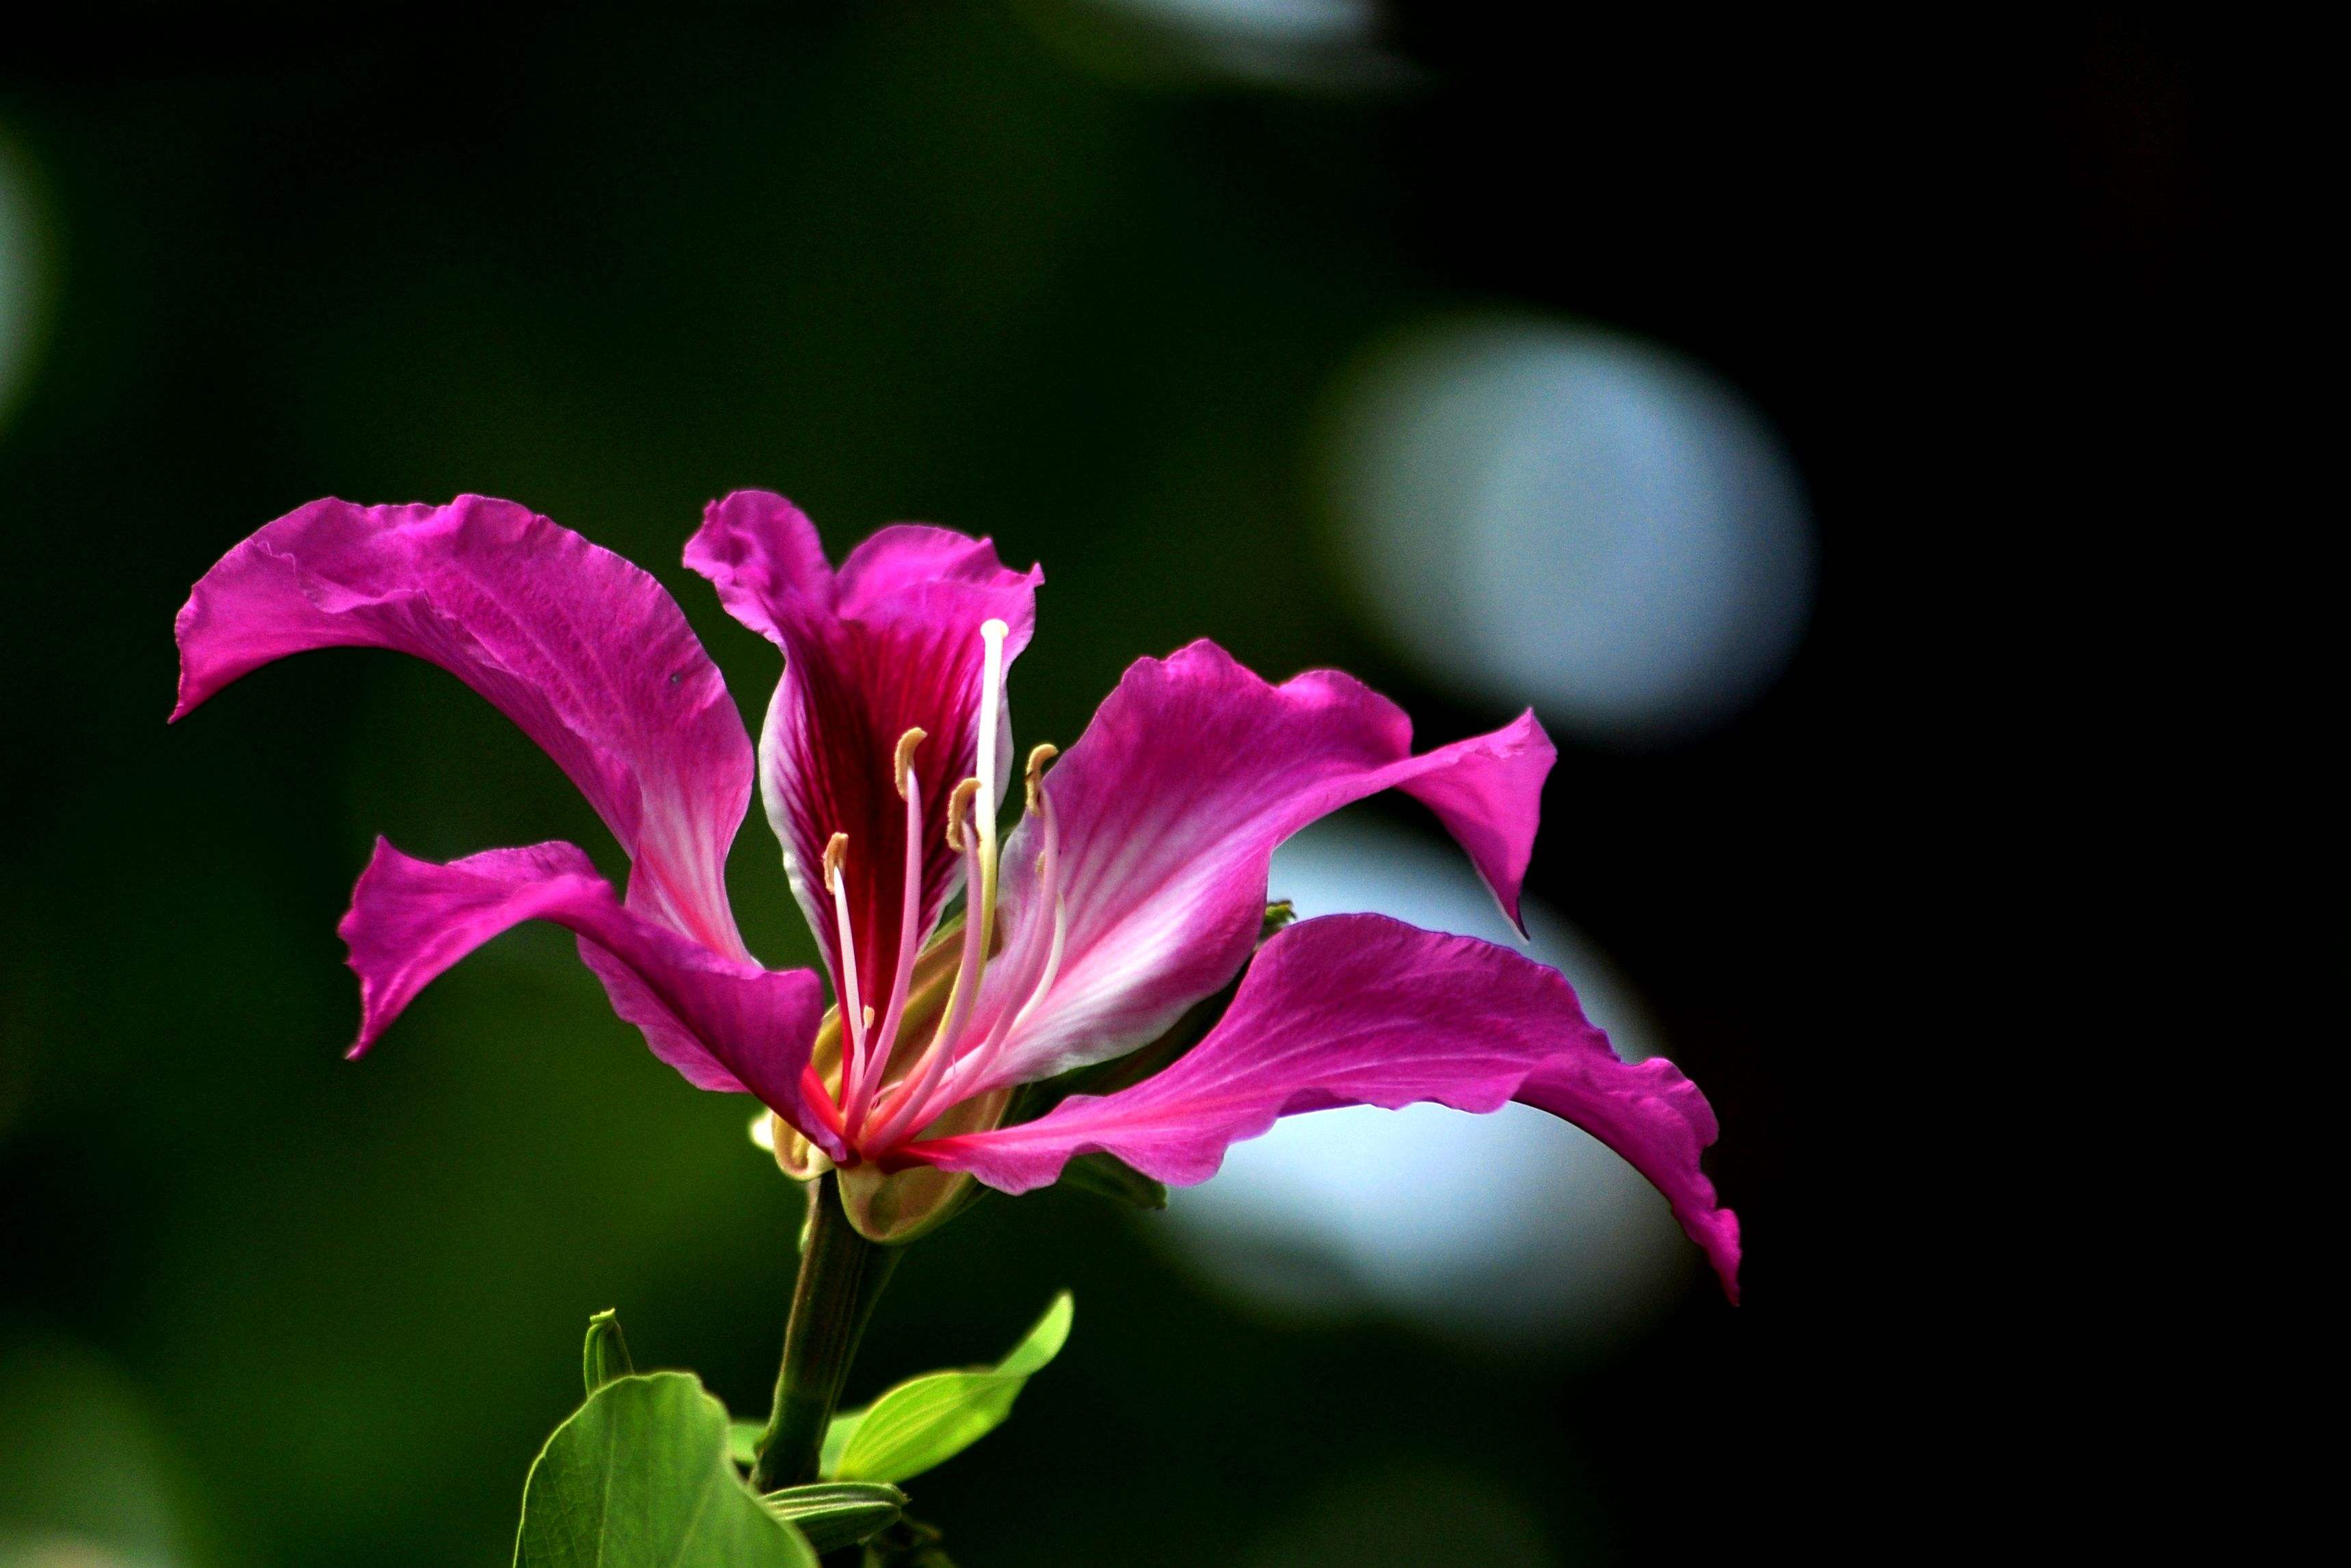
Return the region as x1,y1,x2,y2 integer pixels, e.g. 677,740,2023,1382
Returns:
752,1170,900,1493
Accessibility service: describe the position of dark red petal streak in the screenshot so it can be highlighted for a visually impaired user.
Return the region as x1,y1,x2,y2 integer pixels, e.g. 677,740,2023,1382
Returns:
687,492,1041,1026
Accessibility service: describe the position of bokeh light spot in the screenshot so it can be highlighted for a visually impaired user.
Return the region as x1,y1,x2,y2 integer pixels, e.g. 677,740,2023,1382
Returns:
1022,0,1400,90
1323,315,1816,745
0,1338,192,1567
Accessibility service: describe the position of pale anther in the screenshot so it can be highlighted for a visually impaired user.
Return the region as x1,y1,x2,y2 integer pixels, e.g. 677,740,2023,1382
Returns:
893,728,927,800
821,831,849,894
1024,742,1059,813
944,777,981,853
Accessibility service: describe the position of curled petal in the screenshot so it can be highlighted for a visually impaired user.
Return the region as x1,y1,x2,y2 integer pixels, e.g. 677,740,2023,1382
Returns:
685,491,1042,1028
912,914,1738,1299
959,641,1554,1090
1513,1050,1742,1303
339,838,832,1145
174,496,754,957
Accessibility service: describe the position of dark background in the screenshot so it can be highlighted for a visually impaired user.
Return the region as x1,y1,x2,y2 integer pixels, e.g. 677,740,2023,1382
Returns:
2,5,2235,1563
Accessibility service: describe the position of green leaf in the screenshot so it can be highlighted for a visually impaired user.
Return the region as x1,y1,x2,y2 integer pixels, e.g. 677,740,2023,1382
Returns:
826,1292,1074,1485
1054,1151,1168,1210
820,1408,864,1478
514,1372,820,1568
759,1480,907,1552
581,1308,634,1395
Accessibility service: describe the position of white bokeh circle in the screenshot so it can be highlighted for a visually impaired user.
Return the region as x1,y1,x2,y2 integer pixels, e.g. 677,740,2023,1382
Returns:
1324,315,1816,745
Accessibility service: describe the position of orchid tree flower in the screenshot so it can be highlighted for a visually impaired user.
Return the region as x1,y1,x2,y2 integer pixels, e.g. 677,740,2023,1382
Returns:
174,490,1740,1496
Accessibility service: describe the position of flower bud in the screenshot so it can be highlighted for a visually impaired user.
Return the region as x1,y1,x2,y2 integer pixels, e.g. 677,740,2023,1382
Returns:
581,1308,634,1394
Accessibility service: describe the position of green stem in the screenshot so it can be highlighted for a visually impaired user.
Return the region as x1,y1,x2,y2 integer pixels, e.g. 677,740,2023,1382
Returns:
752,1171,899,1493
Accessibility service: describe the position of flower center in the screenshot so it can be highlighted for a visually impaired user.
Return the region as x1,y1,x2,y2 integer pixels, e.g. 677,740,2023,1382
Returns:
815,619,1070,1156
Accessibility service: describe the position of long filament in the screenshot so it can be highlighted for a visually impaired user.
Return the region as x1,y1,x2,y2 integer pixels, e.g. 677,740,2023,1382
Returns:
865,822,983,1146
823,833,868,1102
849,729,928,1134
934,753,1064,1105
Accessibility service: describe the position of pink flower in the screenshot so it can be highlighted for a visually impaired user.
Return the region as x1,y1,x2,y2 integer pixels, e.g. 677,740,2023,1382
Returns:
174,492,1738,1298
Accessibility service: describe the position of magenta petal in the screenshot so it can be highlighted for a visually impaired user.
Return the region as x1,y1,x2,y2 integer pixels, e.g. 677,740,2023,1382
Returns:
679,490,835,646
338,838,830,1138
916,914,1739,1299
1513,1051,1743,1303
963,641,1555,1089
685,491,1044,1025
174,496,756,957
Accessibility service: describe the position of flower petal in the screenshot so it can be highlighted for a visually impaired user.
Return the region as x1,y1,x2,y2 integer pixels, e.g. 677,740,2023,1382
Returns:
339,838,831,1139
173,496,755,957
914,914,1738,1299
685,491,1043,1026
961,641,1554,1089
1512,1048,1742,1303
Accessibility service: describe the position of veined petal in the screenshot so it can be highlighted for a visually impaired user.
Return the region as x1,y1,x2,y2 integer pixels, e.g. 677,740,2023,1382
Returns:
958,641,1554,1091
339,838,832,1144
685,491,1042,1027
912,914,1739,1299
173,496,755,957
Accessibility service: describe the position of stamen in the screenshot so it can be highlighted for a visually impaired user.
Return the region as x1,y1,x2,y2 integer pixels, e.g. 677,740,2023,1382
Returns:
894,728,927,800
824,832,868,1104
1011,892,1069,1039
938,762,1063,1102
944,777,982,853
1024,742,1059,814
864,826,983,1147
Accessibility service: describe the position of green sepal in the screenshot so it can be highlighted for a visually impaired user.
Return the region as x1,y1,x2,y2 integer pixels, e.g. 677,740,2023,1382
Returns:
822,1292,1074,1485
838,1156,992,1246
581,1309,634,1395
1054,1151,1168,1210
759,1480,908,1552
514,1372,819,1567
